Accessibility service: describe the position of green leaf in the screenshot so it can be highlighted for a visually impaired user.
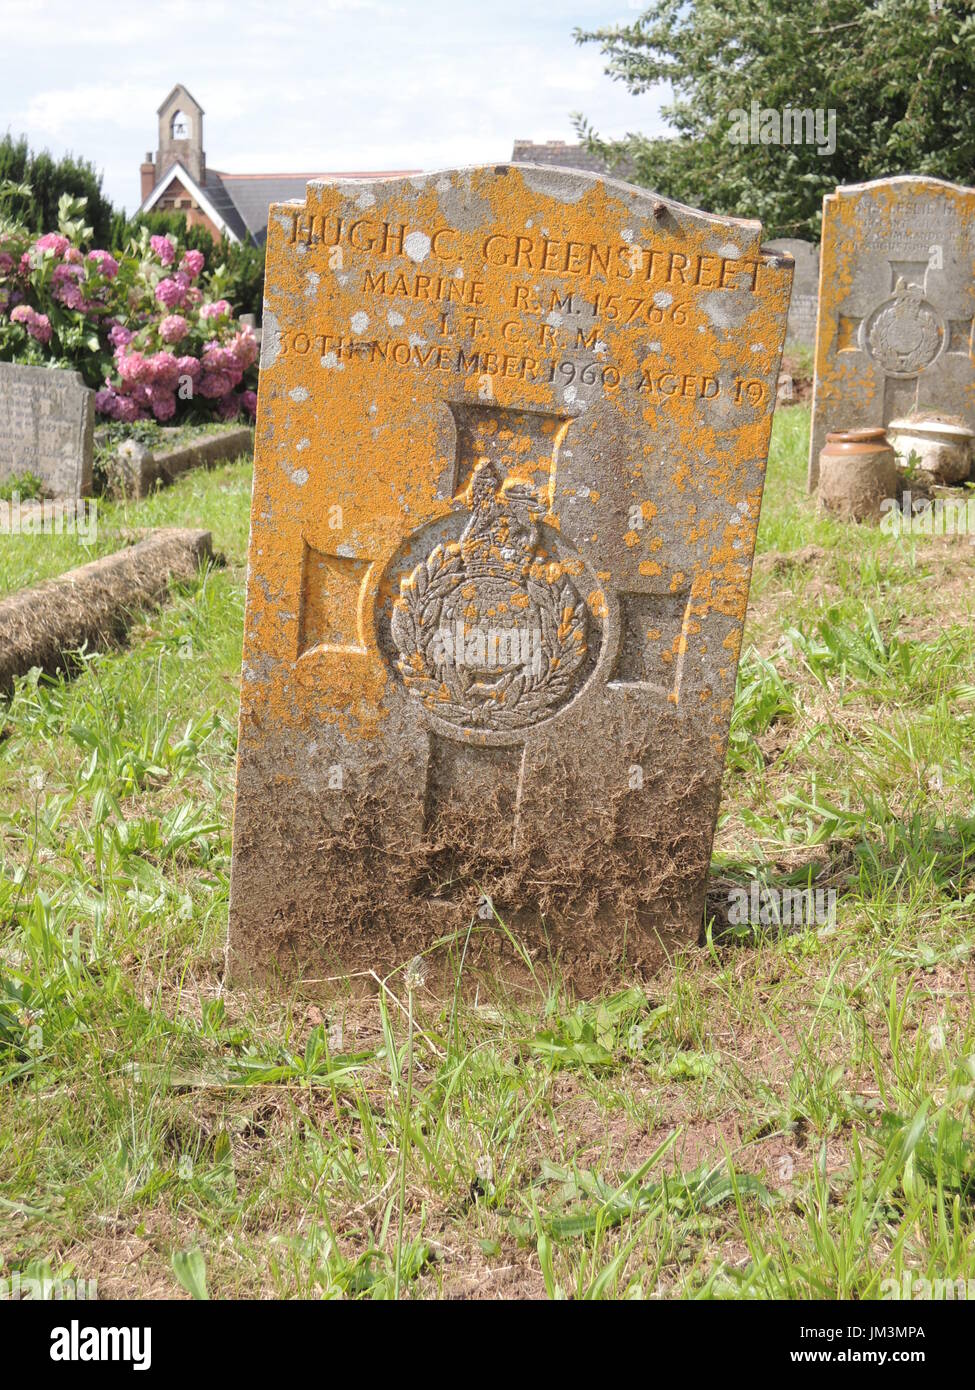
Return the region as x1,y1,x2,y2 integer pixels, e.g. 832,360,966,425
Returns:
171,1247,209,1300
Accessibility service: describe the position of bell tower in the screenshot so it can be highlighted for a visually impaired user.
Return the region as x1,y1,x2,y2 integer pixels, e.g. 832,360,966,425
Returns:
154,84,205,185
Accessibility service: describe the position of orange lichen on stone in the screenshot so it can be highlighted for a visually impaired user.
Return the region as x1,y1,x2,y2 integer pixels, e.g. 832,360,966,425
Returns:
227,162,792,993
587,589,609,619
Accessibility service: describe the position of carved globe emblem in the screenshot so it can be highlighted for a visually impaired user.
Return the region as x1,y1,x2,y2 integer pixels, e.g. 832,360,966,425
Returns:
863,279,944,378
390,461,591,732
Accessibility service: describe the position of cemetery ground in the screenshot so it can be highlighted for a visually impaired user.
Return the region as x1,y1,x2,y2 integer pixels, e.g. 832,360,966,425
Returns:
1,408,974,1301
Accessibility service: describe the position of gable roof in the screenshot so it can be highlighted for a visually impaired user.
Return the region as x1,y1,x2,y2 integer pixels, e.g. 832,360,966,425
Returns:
139,162,244,243
139,163,420,247
212,171,419,245
157,84,204,115
201,172,250,242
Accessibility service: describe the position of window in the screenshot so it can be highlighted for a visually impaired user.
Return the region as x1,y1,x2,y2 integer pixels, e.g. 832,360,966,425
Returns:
171,110,190,140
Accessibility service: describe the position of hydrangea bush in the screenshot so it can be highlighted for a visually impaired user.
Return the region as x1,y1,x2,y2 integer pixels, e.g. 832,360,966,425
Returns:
0,192,257,423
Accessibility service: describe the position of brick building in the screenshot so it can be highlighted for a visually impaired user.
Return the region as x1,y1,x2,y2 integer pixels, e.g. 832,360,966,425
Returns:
137,87,621,246
137,84,416,246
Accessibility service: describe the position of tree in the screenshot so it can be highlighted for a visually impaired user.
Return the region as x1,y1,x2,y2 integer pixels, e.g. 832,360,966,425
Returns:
575,0,975,239
0,134,116,245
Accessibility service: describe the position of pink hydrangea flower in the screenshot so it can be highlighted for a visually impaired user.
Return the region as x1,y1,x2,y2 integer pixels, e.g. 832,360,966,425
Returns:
184,286,202,305
87,249,119,279
159,313,189,344
175,355,202,381
114,393,143,422
95,385,120,417
155,277,186,309
241,389,258,419
200,299,232,320
150,234,176,266
147,351,180,389
109,323,134,349
52,263,87,311
231,327,259,369
0,252,14,275
117,351,151,384
180,249,205,278
150,388,177,421
33,232,69,258
11,304,52,343
201,340,229,370
198,370,234,398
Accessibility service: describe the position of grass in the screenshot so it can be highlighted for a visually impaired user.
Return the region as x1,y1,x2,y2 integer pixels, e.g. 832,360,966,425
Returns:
1,411,974,1300
0,458,252,597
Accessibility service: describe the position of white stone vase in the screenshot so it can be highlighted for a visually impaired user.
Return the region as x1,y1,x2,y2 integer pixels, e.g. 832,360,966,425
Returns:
887,418,974,485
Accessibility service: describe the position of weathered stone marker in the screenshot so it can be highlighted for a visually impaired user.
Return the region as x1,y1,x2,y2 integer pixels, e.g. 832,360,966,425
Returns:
809,176,975,490
765,238,819,350
0,363,94,497
228,166,792,989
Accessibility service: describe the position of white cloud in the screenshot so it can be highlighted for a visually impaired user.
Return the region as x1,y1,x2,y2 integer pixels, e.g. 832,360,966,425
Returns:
22,84,160,136
0,0,669,212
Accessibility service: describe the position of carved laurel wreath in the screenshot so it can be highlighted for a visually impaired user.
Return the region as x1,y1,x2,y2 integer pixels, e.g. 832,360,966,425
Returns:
867,295,942,375
390,540,588,731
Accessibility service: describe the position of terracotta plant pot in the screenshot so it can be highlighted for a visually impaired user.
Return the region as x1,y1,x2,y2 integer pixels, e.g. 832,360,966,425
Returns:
886,417,974,485
818,428,898,522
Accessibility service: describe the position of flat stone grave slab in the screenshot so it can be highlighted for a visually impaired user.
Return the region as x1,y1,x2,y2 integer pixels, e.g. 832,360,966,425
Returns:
228,164,792,991
0,362,94,498
809,176,975,489
108,425,254,498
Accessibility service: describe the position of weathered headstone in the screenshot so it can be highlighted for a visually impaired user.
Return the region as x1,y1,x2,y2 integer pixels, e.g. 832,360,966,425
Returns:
809,176,975,490
228,166,792,990
0,363,94,497
765,238,819,349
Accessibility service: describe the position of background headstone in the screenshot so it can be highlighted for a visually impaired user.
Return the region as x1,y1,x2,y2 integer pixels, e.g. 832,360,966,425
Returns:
809,176,975,490
0,363,94,497
228,166,792,990
765,238,819,349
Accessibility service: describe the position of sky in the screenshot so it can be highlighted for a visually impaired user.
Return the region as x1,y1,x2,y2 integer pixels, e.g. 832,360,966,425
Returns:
0,0,669,214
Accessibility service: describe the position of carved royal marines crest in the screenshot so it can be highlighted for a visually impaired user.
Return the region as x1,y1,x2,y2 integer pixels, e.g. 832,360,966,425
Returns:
390,460,590,732
863,277,944,378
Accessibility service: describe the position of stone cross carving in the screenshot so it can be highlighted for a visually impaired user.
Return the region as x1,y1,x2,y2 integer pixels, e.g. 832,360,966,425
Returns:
228,165,792,990
809,176,975,489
